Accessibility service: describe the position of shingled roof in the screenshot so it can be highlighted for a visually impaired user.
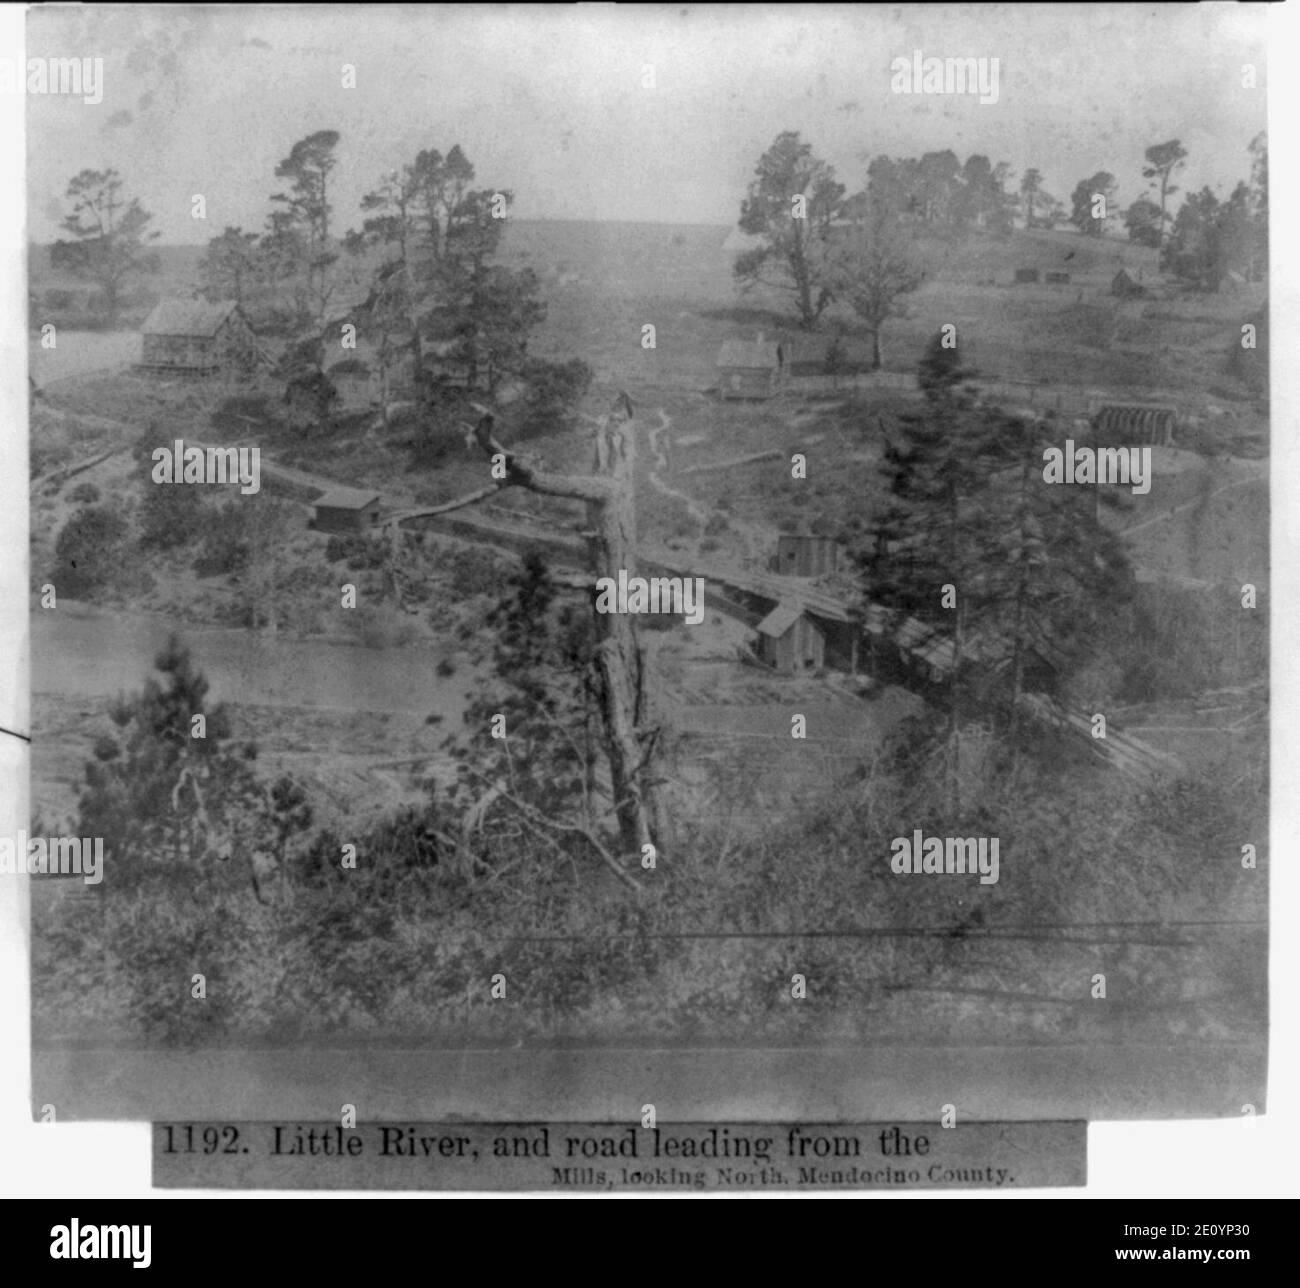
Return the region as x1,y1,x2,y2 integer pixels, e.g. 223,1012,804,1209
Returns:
142,299,242,337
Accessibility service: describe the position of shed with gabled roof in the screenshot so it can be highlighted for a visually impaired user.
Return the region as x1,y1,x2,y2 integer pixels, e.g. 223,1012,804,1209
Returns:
312,486,382,533
755,599,825,673
717,333,784,400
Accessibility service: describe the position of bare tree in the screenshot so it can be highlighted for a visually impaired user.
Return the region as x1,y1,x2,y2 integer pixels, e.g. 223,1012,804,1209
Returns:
396,392,665,874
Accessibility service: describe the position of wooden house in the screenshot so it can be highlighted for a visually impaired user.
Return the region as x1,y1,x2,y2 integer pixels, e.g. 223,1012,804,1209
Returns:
140,299,257,374
312,486,382,533
755,600,826,673
716,335,784,400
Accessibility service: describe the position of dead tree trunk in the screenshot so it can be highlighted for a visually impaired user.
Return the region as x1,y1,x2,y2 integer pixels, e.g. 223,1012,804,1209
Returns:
465,392,664,868
585,395,661,862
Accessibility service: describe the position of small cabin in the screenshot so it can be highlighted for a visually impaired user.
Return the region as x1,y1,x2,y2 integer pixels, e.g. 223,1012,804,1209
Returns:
756,601,825,674
717,335,784,400
1014,268,1040,284
1045,271,1071,285
140,299,257,374
312,486,382,533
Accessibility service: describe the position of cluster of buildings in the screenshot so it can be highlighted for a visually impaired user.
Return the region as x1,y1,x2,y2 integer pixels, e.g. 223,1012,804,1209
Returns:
138,297,489,410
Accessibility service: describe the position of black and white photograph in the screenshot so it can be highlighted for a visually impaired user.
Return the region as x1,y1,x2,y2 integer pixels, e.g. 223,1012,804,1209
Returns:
1,1,1292,1210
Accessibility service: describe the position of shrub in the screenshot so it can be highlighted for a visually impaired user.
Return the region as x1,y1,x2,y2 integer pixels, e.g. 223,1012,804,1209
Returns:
67,481,100,505
436,658,457,678
446,547,505,597
140,479,205,551
323,534,350,563
324,533,387,568
407,423,467,470
192,502,253,577
52,505,130,598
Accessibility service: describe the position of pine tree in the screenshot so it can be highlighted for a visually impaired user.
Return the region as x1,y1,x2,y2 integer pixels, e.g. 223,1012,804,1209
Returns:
449,552,603,870
858,332,1005,747
980,414,1135,724
76,637,308,889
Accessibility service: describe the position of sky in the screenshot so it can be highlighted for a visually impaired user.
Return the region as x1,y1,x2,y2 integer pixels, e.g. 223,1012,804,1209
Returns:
21,3,1269,244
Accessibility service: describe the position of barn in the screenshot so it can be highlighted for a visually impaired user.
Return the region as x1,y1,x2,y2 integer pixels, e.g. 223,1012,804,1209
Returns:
717,336,784,400
755,600,826,673
140,299,257,374
312,486,382,533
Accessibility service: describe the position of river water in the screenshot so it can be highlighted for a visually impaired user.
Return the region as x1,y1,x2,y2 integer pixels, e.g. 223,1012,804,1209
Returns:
30,605,459,717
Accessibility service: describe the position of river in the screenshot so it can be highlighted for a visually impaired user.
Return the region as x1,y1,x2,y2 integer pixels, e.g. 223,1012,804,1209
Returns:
30,605,463,718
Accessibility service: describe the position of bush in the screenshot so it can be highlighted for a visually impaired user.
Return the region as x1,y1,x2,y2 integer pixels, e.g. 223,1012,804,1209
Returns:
140,480,205,551
52,505,131,598
67,481,100,505
446,547,505,597
323,534,350,563
436,658,457,678
192,502,253,577
407,423,467,470
322,531,389,570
